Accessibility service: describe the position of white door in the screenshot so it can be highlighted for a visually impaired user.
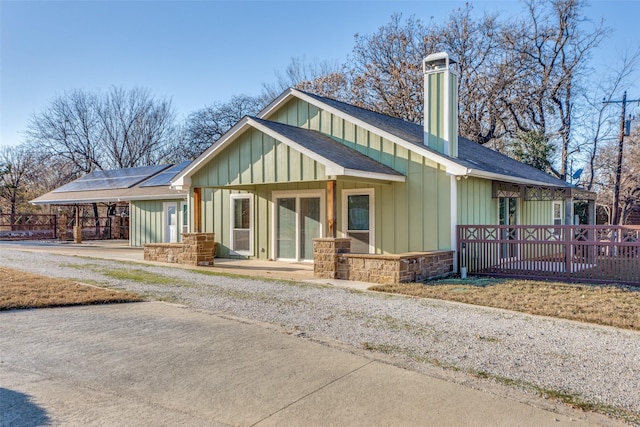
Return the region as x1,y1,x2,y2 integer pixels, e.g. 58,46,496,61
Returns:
164,202,178,243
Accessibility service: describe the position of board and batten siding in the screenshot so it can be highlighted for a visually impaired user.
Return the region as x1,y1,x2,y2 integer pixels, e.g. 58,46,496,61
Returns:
130,200,182,247
521,200,558,225
190,128,327,188
265,97,452,253
196,182,326,259
457,177,496,225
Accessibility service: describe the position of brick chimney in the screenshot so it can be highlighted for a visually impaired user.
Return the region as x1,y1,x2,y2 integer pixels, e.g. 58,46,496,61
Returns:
423,52,458,157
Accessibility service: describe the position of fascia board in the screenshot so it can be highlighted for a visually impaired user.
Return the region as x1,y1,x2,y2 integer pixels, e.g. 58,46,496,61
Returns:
342,169,406,182
30,193,187,205
281,89,471,176
256,88,296,119
468,169,569,189
171,117,252,188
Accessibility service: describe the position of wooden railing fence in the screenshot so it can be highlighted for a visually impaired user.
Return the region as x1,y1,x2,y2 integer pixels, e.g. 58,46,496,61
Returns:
458,225,640,286
0,213,57,239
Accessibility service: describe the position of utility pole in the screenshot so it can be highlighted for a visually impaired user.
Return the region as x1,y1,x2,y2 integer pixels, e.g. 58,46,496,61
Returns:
603,91,639,226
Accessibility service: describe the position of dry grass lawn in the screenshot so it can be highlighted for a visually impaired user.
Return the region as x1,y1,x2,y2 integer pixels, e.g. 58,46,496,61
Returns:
371,277,640,331
0,267,142,310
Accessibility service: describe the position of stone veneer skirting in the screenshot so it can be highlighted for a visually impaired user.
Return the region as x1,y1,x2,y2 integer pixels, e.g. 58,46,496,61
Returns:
144,233,215,266
313,238,453,285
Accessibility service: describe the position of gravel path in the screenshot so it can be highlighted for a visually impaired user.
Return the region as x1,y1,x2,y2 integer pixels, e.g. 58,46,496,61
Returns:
2,249,639,421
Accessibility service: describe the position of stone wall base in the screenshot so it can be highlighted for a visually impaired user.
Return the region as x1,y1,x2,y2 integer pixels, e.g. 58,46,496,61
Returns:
337,251,454,284
144,233,215,266
313,238,453,285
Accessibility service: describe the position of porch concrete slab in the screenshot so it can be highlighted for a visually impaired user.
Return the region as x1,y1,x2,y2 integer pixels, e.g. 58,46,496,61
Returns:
0,302,610,426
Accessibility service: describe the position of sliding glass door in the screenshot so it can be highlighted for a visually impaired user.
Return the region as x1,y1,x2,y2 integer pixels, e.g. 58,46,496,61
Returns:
274,191,324,261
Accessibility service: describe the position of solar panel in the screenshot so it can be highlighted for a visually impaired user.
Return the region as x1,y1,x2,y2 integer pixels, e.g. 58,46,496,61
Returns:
139,161,191,187
52,165,170,193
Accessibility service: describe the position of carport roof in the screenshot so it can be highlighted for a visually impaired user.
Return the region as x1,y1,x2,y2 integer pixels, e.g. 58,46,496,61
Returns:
31,163,188,205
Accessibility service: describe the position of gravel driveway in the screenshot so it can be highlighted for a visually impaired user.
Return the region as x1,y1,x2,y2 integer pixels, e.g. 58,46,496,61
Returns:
2,249,639,423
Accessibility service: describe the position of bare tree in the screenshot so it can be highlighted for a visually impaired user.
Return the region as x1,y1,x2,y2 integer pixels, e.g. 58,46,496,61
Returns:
98,87,177,169
503,0,607,179
578,49,640,191
182,94,264,160
348,14,437,123
592,130,640,224
26,87,178,174
262,57,346,103
0,145,37,217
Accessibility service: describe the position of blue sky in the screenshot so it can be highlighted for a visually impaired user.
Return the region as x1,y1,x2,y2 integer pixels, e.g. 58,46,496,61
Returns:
2,0,639,147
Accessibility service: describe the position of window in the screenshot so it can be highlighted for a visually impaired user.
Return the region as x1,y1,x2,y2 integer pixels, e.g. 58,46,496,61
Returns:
230,194,253,255
552,201,563,226
343,189,374,254
181,202,189,234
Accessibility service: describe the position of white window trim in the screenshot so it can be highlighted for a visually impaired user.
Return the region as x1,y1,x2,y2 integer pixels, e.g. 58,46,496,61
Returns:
230,194,254,256
179,201,189,238
271,189,325,261
342,188,375,254
552,200,563,225
163,201,178,243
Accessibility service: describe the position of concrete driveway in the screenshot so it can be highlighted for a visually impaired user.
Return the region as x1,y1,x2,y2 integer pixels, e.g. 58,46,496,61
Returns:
0,302,616,426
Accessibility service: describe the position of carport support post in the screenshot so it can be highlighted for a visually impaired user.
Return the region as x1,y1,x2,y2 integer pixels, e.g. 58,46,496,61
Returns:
73,206,82,244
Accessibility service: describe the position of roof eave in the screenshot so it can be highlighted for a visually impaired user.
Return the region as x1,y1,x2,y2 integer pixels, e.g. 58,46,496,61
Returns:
467,169,570,188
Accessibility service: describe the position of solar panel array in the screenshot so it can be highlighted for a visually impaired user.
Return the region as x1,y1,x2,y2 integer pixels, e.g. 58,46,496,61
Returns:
139,161,191,187
52,165,171,193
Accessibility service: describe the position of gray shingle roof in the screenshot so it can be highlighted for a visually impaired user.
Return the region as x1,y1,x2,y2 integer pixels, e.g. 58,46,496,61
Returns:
299,90,574,188
251,117,404,178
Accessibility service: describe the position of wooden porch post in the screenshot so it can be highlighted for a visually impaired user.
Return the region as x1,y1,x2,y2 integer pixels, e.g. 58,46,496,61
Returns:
327,180,337,238
564,197,574,225
73,205,82,243
587,200,596,225
193,188,202,233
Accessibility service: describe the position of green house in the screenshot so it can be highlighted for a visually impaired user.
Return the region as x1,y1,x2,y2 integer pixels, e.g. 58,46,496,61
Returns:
171,53,595,272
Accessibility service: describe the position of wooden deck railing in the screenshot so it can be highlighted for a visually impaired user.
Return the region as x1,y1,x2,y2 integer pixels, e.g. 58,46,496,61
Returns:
458,225,640,286
0,213,57,240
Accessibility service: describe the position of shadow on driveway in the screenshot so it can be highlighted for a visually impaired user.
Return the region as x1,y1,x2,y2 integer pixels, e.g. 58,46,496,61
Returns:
0,388,51,427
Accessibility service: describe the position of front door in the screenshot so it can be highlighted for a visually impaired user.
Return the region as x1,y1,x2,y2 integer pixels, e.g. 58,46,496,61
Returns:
274,191,323,261
164,202,178,243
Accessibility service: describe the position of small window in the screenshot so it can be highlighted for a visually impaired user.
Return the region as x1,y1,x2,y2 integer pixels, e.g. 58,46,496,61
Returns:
553,201,563,226
230,194,253,255
343,189,374,254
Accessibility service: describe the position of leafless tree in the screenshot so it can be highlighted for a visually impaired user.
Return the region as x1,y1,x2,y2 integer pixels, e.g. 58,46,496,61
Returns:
262,57,347,103
0,145,37,217
26,87,178,174
578,49,640,191
593,130,640,224
182,94,264,160
503,0,607,180
348,14,437,123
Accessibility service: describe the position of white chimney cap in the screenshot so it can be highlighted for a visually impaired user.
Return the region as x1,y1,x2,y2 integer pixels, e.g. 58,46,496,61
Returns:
423,52,457,73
